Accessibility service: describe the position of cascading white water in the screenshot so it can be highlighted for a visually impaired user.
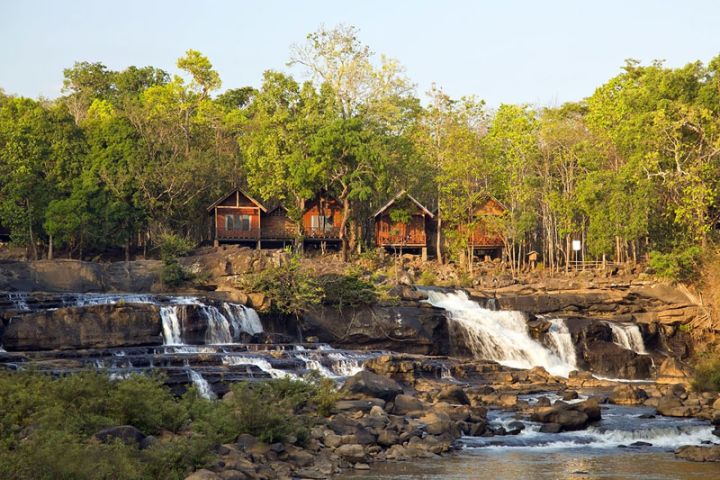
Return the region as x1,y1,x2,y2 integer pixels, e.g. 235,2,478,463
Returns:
222,356,296,379
609,323,647,354
424,290,577,378
188,369,216,399
160,306,184,345
8,293,30,311
327,352,364,377
203,306,234,344
546,317,578,370
298,354,338,377
222,303,264,337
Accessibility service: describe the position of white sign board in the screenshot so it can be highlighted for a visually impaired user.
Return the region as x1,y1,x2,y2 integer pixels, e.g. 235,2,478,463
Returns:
572,240,581,251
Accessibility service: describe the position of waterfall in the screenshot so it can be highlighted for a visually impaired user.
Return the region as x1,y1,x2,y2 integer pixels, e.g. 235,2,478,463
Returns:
222,303,264,337
188,369,216,399
327,352,364,377
546,318,578,370
203,306,234,344
424,289,577,378
160,306,184,345
609,323,647,354
8,293,29,311
298,354,338,377
222,356,296,379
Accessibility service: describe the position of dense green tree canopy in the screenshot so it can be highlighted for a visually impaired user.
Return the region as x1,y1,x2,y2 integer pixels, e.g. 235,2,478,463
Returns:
1,26,719,267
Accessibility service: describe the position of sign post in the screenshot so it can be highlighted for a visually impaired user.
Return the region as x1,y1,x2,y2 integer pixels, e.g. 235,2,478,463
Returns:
572,240,581,270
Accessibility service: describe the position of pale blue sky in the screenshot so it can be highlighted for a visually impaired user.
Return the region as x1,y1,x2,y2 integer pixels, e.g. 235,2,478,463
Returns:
2,0,719,106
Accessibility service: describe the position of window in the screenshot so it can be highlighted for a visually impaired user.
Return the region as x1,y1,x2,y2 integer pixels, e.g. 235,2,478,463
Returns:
311,215,333,232
225,214,252,232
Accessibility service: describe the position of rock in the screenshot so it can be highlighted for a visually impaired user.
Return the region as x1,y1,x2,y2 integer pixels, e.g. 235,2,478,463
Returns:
507,421,526,433
218,470,249,480
287,449,315,468
392,394,425,415
539,423,562,433
354,463,371,470
436,385,471,405
385,444,409,460
335,444,366,463
94,425,145,446
342,371,403,401
333,398,386,413
535,396,551,407
562,391,579,401
610,385,649,405
185,469,222,480
235,434,258,451
630,441,653,447
418,411,453,436
657,394,699,417
531,404,591,431
3,304,162,350
247,293,271,312
582,340,653,380
675,445,720,462
576,399,602,422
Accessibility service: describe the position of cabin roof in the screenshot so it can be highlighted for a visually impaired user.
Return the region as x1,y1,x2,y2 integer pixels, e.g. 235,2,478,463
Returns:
374,190,434,218
206,189,267,213
475,195,507,213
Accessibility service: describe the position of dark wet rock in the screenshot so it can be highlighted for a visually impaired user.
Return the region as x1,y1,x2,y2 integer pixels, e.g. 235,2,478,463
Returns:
539,423,562,433
508,421,526,432
302,303,449,355
2,304,161,350
436,385,470,405
531,400,600,432
562,390,579,401
630,441,653,447
95,425,145,446
342,370,403,402
392,394,425,415
581,340,653,380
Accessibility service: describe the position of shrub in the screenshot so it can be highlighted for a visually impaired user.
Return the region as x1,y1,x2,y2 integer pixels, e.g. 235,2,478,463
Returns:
161,260,193,288
648,246,702,282
318,273,377,309
692,355,720,392
157,233,194,262
241,254,322,318
417,270,437,286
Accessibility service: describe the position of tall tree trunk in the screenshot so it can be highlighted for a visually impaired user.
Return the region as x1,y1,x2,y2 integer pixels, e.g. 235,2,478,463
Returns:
26,198,37,261
338,187,351,262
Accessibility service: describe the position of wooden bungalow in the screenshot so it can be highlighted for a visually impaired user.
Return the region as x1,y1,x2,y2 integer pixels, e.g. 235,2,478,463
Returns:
466,197,506,258
207,189,267,247
260,205,296,248
374,190,434,260
301,194,343,249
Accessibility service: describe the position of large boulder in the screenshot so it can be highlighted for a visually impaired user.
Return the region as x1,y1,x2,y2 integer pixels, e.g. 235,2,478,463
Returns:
530,402,595,431
610,385,649,405
436,385,470,406
342,371,403,401
581,340,653,379
675,445,720,462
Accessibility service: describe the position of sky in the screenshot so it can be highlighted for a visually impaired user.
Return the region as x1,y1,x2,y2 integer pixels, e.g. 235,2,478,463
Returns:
2,0,720,107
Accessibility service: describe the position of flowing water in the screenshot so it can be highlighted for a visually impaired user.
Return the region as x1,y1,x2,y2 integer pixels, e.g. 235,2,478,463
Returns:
609,322,647,354
188,369,216,399
342,393,718,480
423,290,577,377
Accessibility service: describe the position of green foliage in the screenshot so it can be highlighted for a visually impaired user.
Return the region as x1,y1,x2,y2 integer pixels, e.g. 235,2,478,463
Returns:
161,261,193,288
648,246,702,282
0,370,340,480
691,356,720,392
241,254,322,317
157,233,194,262
417,270,437,286
318,273,378,309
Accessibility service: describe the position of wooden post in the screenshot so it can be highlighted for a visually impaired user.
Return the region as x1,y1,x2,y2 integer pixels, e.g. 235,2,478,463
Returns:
421,246,428,262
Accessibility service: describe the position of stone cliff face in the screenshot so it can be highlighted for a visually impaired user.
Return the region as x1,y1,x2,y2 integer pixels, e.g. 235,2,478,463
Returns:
1,304,162,351
301,302,450,355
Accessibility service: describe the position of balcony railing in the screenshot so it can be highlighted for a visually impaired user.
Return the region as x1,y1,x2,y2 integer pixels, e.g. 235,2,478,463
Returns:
305,226,341,239
377,232,427,246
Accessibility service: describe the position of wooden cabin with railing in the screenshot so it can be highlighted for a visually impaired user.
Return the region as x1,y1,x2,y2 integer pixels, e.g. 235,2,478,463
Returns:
208,189,267,247
374,190,433,260
301,194,342,248
465,197,506,258
260,205,296,247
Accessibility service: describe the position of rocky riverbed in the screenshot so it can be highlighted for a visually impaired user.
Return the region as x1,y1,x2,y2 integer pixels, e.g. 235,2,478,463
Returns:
0,265,718,479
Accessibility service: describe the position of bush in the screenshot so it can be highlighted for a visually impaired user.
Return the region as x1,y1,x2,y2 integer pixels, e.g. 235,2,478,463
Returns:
692,356,720,392
161,260,193,288
240,254,322,318
157,233,194,262
648,246,702,282
318,273,377,309
417,270,437,286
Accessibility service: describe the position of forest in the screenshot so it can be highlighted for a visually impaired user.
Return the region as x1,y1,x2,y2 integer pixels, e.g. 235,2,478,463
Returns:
1,25,720,275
